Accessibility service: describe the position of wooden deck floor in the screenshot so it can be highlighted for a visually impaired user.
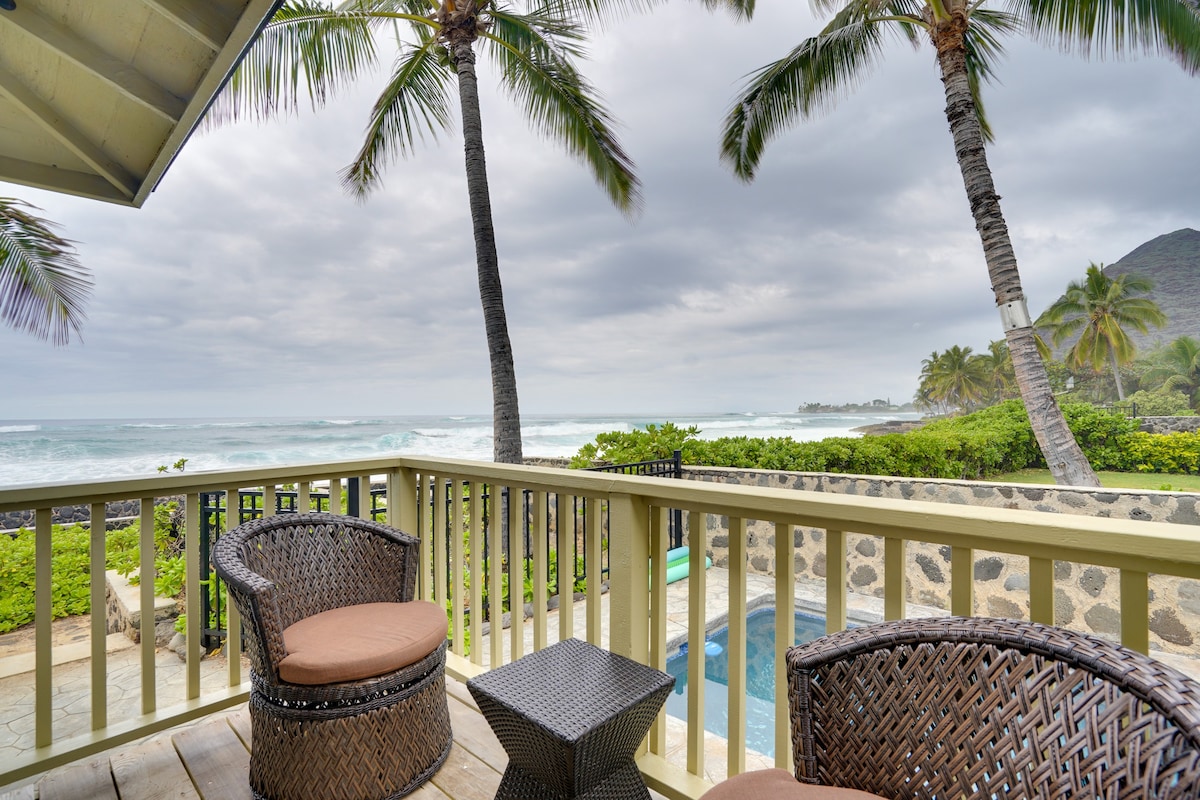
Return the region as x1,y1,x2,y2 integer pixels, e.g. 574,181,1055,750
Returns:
0,677,513,800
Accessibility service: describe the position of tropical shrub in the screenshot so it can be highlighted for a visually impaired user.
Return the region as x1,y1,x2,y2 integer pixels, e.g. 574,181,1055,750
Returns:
1117,389,1195,417
569,401,1199,479
0,503,178,634
1120,432,1200,474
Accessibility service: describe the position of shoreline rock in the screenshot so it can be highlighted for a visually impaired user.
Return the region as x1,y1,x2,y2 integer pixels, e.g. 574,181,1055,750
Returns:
852,419,928,435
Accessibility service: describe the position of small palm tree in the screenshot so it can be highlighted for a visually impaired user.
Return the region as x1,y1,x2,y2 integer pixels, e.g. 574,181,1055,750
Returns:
979,339,1016,404
212,0,652,463
1036,264,1166,402
719,0,1200,485
1140,335,1200,407
922,345,990,412
0,198,92,346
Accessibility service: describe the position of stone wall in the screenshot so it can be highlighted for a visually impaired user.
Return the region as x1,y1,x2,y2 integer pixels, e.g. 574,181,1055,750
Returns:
683,467,1200,657
1,499,148,533
1140,416,1200,434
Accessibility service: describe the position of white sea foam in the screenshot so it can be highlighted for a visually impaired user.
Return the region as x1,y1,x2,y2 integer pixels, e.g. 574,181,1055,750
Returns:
0,412,919,487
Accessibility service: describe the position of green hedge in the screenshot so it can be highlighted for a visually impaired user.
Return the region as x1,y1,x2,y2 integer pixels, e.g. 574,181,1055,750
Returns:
571,401,1200,479
0,505,174,634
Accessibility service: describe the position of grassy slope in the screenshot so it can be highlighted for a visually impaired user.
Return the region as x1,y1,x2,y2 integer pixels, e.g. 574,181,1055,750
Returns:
997,469,1200,491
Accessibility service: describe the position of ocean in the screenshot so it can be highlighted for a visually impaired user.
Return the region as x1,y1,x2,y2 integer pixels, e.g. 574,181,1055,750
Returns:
0,411,920,487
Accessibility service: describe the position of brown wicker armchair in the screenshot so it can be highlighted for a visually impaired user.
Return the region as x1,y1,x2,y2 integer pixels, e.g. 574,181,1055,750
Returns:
704,617,1200,799
212,512,452,800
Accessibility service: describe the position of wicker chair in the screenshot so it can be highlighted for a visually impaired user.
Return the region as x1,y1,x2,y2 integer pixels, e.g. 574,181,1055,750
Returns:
212,512,452,800
703,617,1200,799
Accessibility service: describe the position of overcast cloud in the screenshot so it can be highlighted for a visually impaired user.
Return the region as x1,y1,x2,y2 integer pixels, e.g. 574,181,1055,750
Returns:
3,2,1197,420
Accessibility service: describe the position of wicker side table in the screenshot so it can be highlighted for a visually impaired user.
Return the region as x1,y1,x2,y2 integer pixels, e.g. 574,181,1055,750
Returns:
467,638,675,800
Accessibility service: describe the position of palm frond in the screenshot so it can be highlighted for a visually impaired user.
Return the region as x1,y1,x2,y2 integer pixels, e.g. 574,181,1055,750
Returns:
721,0,907,181
1022,0,1200,74
484,8,642,216
963,8,1019,142
0,198,92,346
340,31,455,199
540,0,754,27
207,1,379,126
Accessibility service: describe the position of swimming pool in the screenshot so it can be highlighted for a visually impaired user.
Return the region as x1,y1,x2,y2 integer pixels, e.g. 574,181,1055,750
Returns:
663,607,826,758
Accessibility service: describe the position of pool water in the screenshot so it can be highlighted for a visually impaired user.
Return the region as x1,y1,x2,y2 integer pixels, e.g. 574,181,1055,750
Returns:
663,608,826,758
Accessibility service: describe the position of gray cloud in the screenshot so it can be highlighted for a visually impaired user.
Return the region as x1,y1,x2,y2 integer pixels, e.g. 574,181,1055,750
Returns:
2,3,1196,420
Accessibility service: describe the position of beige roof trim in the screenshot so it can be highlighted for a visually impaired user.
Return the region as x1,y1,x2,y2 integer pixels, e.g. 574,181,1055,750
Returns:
0,0,282,208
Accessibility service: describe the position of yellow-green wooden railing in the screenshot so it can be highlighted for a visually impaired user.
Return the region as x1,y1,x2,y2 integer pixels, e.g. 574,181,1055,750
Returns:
3,456,1200,797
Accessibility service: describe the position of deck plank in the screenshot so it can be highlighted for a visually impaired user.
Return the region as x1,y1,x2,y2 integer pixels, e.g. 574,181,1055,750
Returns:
173,718,252,800
428,742,503,800
112,735,202,800
446,695,507,769
36,757,118,800
224,706,252,750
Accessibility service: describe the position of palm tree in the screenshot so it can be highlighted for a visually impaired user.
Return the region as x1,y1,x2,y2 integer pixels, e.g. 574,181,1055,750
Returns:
922,345,990,411
0,198,92,346
1035,264,1166,402
211,0,654,463
719,0,1200,486
979,339,1016,404
1141,335,1200,407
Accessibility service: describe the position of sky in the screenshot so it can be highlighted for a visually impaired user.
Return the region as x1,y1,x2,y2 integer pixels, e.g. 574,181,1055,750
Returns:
3,2,1198,420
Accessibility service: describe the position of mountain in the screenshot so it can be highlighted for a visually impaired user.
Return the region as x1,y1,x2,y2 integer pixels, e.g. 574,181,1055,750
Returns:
1103,228,1200,350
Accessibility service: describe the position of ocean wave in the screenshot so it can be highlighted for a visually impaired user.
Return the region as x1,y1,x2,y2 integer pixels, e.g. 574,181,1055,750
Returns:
0,424,40,433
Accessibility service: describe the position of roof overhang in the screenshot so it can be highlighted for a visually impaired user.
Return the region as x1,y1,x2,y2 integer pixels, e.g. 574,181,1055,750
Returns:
0,0,282,208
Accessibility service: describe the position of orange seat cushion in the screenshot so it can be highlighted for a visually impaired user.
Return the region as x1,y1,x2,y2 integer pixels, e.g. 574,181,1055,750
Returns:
700,769,887,800
279,601,448,685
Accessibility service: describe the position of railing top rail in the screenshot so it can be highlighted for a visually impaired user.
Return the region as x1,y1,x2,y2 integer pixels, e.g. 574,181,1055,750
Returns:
5,454,1200,576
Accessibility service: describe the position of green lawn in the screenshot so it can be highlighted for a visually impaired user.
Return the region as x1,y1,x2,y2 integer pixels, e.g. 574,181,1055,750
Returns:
996,470,1200,491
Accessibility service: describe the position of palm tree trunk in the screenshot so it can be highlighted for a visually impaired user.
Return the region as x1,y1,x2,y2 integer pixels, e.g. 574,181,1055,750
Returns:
932,14,1099,486
1109,349,1126,401
450,40,523,464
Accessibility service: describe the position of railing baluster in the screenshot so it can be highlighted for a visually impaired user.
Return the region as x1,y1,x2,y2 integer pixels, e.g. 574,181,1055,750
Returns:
88,502,107,731
449,477,466,658
139,496,157,713
298,481,311,513
557,493,574,644
687,510,706,778
224,485,242,687
1029,557,1055,624
35,507,52,749
488,484,503,668
185,492,202,699
825,529,847,634
433,475,449,620
951,546,975,616
532,490,548,652
884,537,906,621
469,481,484,666
327,477,342,516
649,506,669,756
586,497,602,645
356,475,371,520
508,486,525,661
727,516,747,777
1121,569,1150,653
419,474,435,603
263,485,277,518
774,522,794,770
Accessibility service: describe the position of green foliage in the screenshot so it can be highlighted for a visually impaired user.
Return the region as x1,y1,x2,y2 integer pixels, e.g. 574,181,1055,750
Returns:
0,503,179,634
569,422,699,468
1118,389,1195,417
568,402,1200,480
1121,432,1200,474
